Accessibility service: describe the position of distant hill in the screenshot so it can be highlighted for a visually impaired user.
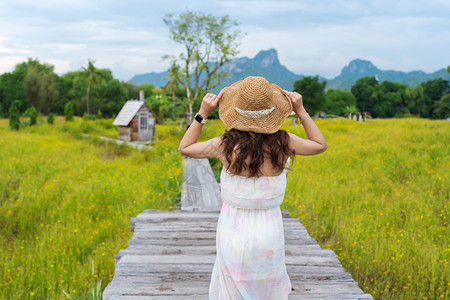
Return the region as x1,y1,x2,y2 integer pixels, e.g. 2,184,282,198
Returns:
129,71,169,87
128,49,303,90
129,50,450,90
217,49,303,90
326,59,450,89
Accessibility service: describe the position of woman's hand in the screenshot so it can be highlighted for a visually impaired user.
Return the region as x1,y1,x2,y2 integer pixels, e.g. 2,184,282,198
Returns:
198,90,223,118
282,90,304,114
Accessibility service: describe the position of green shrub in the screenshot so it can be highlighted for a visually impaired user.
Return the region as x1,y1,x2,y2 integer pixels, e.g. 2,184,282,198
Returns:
47,113,55,125
64,102,74,121
28,106,37,126
9,100,21,130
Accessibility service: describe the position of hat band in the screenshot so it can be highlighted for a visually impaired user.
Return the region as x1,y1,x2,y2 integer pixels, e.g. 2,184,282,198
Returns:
235,107,274,119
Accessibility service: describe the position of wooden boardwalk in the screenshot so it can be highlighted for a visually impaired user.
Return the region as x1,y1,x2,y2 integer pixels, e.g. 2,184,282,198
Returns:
103,159,373,299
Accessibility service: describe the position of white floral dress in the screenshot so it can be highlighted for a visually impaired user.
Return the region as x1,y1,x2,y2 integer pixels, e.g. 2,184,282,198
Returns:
209,160,292,299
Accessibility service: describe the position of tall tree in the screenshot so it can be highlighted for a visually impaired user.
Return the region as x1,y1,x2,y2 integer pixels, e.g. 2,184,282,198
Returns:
23,65,58,114
422,79,449,118
0,58,53,116
433,93,450,119
404,84,425,116
293,76,326,115
163,10,242,123
351,77,379,113
82,60,105,115
164,60,182,119
376,81,408,117
325,89,356,116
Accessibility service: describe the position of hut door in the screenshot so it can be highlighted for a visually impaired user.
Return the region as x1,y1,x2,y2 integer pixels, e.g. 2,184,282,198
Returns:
138,111,150,141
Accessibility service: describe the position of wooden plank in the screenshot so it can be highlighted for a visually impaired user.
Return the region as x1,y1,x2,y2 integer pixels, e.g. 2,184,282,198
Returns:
106,272,353,285
127,237,318,246
107,295,373,300
103,282,365,296
130,230,313,240
115,246,337,259
131,222,308,232
113,264,352,275
117,254,342,267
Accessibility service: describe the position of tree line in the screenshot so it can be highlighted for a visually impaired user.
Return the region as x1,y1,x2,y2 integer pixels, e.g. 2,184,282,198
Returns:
1,57,449,128
293,75,450,119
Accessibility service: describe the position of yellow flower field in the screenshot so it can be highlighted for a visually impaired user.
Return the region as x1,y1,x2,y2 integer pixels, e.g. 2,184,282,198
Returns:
0,117,183,299
0,116,448,299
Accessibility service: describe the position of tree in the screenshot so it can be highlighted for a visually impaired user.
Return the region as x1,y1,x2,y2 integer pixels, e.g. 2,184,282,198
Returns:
9,100,21,130
404,85,425,116
81,60,105,115
121,82,140,100
65,101,74,121
146,91,172,123
47,113,55,125
433,93,450,119
293,76,326,115
137,83,155,99
422,79,449,118
324,89,356,116
376,81,408,117
343,105,358,119
0,58,53,116
28,106,38,125
23,65,58,114
163,10,242,123
351,77,379,114
164,60,182,119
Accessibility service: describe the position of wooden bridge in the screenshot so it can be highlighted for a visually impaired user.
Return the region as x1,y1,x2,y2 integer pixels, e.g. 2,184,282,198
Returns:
103,158,373,299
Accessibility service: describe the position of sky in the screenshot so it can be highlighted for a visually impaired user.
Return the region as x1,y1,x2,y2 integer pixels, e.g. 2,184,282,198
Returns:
0,0,449,81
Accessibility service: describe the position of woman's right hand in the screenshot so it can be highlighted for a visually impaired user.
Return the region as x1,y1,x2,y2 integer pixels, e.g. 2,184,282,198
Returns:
282,90,304,114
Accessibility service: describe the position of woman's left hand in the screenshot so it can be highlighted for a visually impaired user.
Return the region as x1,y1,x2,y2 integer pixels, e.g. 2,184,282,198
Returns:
199,90,223,118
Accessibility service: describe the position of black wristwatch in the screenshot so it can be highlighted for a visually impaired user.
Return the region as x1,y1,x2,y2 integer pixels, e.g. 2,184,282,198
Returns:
194,113,207,124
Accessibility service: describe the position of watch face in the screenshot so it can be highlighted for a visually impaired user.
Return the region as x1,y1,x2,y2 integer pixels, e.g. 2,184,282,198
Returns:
195,113,204,123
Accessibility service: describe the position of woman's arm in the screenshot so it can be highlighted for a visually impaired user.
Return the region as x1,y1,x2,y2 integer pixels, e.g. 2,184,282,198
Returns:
282,90,328,156
178,91,223,159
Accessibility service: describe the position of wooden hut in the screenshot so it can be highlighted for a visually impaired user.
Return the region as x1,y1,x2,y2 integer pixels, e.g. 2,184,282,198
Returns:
113,92,156,142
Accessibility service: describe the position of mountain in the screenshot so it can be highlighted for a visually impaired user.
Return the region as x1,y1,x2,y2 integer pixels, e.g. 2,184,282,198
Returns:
326,59,450,89
129,50,450,90
129,71,169,87
217,49,303,90
128,49,303,90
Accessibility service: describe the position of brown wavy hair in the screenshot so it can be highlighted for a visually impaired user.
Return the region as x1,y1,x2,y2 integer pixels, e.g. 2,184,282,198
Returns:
219,129,295,177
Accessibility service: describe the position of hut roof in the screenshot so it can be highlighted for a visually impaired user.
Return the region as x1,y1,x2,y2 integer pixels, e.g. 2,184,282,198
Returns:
113,100,147,126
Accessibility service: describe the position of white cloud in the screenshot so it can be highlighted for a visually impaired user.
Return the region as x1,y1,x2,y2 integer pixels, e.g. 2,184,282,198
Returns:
219,0,305,16
0,56,28,74
0,0,448,80
42,58,72,74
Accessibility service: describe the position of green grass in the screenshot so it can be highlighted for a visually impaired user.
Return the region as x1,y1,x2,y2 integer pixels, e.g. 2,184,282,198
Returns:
281,118,449,299
0,117,183,299
0,116,448,299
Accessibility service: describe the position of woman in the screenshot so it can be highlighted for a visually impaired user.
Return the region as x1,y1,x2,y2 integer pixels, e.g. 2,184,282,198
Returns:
179,76,327,299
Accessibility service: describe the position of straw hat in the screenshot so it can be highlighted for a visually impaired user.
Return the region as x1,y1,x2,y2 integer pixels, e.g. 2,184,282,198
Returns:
219,76,293,134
